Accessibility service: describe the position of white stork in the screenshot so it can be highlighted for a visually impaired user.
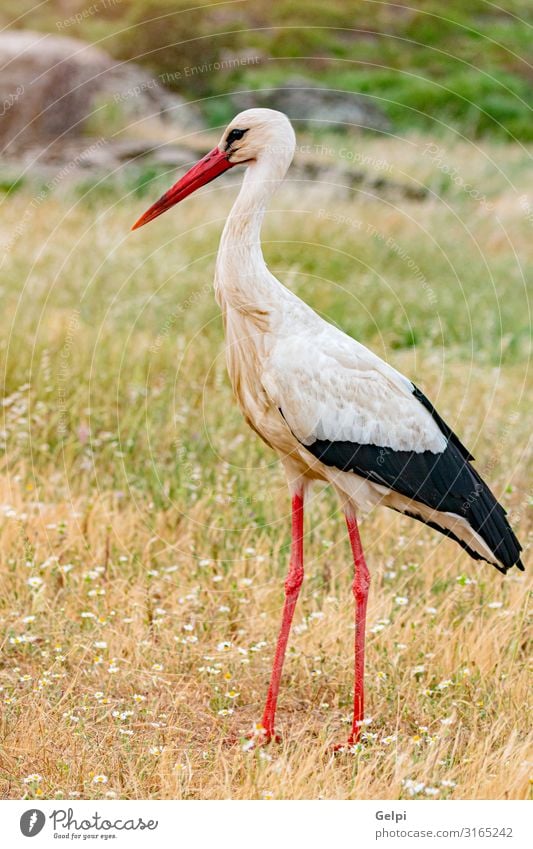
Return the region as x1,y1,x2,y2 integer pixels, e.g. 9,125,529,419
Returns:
132,109,524,746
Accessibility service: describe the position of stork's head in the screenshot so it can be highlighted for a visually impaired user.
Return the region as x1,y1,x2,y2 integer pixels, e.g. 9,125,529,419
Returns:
131,108,295,230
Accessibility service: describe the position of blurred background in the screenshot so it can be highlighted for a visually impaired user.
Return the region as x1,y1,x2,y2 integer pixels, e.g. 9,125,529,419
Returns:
0,0,531,163
0,1,531,801
0,0,533,149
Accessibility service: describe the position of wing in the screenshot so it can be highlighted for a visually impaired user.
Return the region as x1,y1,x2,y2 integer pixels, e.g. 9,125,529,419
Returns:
262,331,448,454
262,331,523,573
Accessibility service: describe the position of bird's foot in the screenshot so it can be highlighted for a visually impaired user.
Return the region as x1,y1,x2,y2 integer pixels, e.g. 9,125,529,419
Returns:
331,741,360,754
244,732,281,749
331,727,362,753
224,724,281,749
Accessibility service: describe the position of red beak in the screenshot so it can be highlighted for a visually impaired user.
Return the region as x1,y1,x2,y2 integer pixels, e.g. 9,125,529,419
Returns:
131,146,235,231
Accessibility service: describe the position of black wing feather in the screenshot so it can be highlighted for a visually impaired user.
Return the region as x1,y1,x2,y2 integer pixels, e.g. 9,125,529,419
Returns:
412,384,474,461
305,436,523,572
283,385,523,573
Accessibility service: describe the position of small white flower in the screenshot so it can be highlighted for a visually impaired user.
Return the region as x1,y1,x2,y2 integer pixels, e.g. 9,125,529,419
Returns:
487,601,503,609
412,665,426,675
23,773,43,784
425,607,437,615
456,575,476,586
382,734,397,745
402,779,425,796
94,641,107,649
425,787,439,796
92,775,108,784
441,779,457,788
27,577,43,589
395,596,409,606
217,641,232,652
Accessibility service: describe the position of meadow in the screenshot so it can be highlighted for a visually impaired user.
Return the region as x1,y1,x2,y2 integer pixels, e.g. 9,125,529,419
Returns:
0,130,531,799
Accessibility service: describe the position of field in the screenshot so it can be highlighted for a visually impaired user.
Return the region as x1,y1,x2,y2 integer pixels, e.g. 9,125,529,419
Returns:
0,131,531,800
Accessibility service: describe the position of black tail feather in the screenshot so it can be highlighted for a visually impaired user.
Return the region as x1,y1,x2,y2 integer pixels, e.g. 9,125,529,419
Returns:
306,436,524,574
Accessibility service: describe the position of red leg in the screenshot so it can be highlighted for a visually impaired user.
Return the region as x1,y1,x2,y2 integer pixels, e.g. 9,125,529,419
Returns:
345,513,371,745
260,491,304,740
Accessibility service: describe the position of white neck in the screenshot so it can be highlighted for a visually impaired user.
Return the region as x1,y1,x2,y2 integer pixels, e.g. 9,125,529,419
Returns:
214,156,290,313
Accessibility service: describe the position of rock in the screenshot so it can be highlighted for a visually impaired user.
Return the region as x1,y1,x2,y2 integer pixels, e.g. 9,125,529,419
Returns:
231,77,392,133
0,30,203,156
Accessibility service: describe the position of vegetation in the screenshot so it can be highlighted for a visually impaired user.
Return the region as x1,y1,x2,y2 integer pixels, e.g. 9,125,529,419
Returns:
1,0,532,139
0,131,530,799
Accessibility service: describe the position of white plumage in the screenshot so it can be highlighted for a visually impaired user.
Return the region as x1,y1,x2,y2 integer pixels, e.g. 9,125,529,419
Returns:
263,331,447,451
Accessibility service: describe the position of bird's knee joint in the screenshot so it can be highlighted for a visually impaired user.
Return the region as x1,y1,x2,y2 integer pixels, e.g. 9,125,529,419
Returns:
285,568,303,596
352,574,371,601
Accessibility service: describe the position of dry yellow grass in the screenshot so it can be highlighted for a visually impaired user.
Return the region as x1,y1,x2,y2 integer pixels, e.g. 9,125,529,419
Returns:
0,132,531,799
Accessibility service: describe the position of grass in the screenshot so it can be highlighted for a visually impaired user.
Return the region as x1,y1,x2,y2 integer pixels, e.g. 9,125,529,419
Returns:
0,131,531,799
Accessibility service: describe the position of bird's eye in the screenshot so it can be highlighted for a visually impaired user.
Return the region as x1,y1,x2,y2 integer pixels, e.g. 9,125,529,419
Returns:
225,128,248,149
